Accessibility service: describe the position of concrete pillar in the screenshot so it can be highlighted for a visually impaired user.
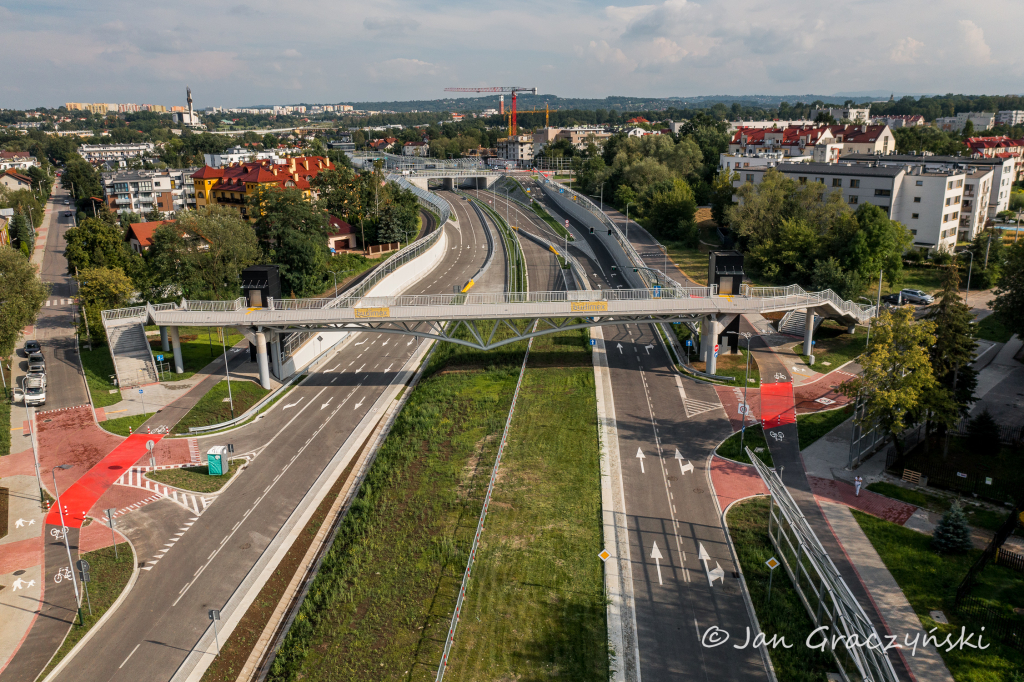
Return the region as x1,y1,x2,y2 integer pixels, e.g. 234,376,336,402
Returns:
702,315,721,374
803,309,815,365
256,331,270,389
270,333,282,380
160,326,170,352
169,326,184,374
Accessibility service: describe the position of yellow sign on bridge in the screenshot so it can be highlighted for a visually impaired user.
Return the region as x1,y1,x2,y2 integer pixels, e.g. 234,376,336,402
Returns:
571,301,608,313
354,307,391,319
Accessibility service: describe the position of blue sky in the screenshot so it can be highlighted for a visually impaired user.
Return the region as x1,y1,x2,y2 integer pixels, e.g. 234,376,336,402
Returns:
1,0,1021,109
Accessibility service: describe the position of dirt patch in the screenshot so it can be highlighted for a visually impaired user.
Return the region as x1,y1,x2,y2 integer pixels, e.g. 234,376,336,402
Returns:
695,207,714,225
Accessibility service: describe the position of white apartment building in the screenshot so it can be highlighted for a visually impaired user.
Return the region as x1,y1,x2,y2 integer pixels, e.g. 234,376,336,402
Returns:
402,141,430,157
719,150,810,171
871,114,925,128
102,169,197,215
497,135,534,163
733,162,963,252
0,151,39,172
203,146,287,168
959,170,993,241
816,107,871,123
79,142,156,164
935,112,996,132
726,120,817,132
996,110,1024,126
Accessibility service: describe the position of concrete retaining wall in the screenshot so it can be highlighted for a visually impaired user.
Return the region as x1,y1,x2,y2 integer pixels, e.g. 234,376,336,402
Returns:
361,222,449,298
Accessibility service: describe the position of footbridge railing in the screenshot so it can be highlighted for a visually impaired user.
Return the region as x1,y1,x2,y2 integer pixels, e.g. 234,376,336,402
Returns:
742,284,875,321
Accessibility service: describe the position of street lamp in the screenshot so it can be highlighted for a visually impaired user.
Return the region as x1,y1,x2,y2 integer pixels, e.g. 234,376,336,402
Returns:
726,331,755,457
19,376,46,507
958,249,975,309
625,202,633,243
52,463,83,626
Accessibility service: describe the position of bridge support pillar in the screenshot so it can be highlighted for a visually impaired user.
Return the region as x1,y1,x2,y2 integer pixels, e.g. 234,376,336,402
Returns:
803,309,815,365
169,326,184,374
443,177,455,191
160,326,170,352
702,315,721,375
270,333,282,380
256,331,271,389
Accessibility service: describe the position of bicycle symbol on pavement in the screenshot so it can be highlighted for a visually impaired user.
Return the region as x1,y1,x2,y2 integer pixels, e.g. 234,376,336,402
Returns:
53,567,73,584
769,431,785,442
50,527,68,540
774,372,788,381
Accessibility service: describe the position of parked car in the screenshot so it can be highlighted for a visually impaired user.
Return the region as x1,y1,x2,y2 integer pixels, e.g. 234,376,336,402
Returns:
26,371,46,388
22,375,46,407
64,199,70,205
899,289,934,305
27,352,45,373
23,340,41,355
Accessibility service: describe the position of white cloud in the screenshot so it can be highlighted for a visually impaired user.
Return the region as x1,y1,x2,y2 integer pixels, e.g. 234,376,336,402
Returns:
283,48,302,58
959,19,993,65
890,37,924,64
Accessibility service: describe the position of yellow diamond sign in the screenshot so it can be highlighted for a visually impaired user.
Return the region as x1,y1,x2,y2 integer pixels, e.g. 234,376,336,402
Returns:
598,549,611,562
765,557,780,570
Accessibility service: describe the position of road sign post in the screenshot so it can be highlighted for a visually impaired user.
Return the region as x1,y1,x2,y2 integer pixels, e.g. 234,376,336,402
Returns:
147,439,156,470
138,387,146,419
209,609,221,655
104,508,118,560
76,559,92,616
765,556,780,603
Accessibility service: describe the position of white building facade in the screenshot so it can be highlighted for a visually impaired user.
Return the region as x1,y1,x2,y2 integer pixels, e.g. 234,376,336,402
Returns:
79,142,156,164
102,169,197,215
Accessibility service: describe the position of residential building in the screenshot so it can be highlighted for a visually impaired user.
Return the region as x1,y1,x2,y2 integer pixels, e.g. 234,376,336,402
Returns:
936,112,996,132
203,146,287,168
625,127,653,138
871,114,925,128
965,135,1024,163
958,170,993,241
556,127,612,149
191,155,336,219
729,124,894,158
996,110,1024,126
815,106,871,123
726,119,817,132
125,220,175,253
79,142,156,164
0,169,33,190
402,141,430,157
327,216,358,251
497,135,534,163
101,169,198,215
368,138,397,151
732,162,964,252
842,153,1016,219
719,150,810,171
0,151,39,172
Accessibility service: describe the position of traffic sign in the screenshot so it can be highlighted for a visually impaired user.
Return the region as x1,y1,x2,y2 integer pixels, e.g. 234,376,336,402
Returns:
156,354,164,362
146,440,155,452
598,549,611,562
713,344,720,357
685,339,692,346
564,219,569,227
765,557,780,570
138,388,144,394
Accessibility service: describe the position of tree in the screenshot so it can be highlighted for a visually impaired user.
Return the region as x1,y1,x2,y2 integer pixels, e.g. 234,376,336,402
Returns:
148,207,261,300
146,206,165,222
644,178,697,240
992,240,1024,338
10,213,31,254
931,500,973,554
968,228,1004,289
811,257,862,300
61,155,102,203
840,307,939,452
924,266,978,423
967,408,1001,455
247,186,331,297
709,169,737,226
63,217,132,274
0,247,49,356
76,267,134,345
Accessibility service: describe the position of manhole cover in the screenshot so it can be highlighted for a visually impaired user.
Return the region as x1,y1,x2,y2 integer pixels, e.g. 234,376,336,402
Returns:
43,419,52,423
239,543,251,550
13,570,26,576
692,488,704,494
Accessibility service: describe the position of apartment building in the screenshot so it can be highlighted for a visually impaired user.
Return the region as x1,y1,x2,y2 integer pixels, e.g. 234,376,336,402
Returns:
203,146,288,168
732,162,964,252
0,151,39,172
719,150,810,171
101,169,197,215
497,135,534,163
996,110,1024,126
935,112,996,132
80,142,156,164
815,106,871,123
871,114,925,128
843,153,1016,218
726,119,817,132
191,155,335,219
959,170,993,241
402,141,429,157
729,124,894,159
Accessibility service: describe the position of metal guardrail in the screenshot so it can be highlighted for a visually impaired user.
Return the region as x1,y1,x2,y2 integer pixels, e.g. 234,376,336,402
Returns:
187,371,305,434
182,298,246,312
349,151,484,171
100,306,148,323
387,173,452,225
749,450,899,682
742,284,874,322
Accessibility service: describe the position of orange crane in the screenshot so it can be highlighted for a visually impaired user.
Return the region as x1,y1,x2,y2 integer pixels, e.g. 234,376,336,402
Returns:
444,86,537,136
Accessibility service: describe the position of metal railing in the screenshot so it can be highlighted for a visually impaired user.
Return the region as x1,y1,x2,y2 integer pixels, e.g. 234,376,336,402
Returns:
742,284,875,323
182,298,246,312
349,151,484,171
100,306,148,323
387,173,453,225
749,450,899,682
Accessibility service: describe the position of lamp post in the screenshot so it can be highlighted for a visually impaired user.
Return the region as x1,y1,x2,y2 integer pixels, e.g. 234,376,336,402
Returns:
727,331,754,457
625,202,633,243
20,376,46,507
52,464,83,626
959,249,975,309
220,329,234,419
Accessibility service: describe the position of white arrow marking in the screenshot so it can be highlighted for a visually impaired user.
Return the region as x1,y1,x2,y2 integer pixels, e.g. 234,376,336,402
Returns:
356,365,365,373
384,364,393,373
644,343,654,354
616,343,624,354
407,338,414,346
355,341,365,346
636,447,646,474
282,398,303,410
321,397,332,410
382,339,388,346
698,543,725,586
354,399,364,410
651,541,664,585
675,448,694,476
709,562,725,585
15,518,26,528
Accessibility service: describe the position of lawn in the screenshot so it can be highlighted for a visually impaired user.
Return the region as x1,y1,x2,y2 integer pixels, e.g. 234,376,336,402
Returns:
976,312,1013,344
865,481,1014,534
531,201,574,241
172,379,269,434
148,326,245,379
727,497,838,682
793,320,867,368
879,264,946,297
797,405,854,450
716,427,772,465
853,511,1024,681
79,344,122,408
326,251,393,296
100,412,154,437
38,543,134,680
444,329,606,681
147,459,243,493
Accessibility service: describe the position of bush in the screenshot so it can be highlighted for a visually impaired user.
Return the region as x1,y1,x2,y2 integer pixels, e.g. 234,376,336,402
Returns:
904,249,925,263
967,408,1001,454
931,251,953,266
931,500,974,554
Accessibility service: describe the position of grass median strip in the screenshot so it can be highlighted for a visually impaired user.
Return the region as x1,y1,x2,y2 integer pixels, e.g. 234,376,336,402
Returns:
793,320,867,368
79,344,122,408
172,380,269,435
146,460,243,494
100,412,155,437
38,543,134,680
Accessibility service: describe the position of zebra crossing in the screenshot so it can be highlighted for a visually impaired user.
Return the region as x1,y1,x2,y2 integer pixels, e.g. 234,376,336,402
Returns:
187,438,201,465
143,517,199,571
115,467,213,516
674,374,721,418
44,298,76,306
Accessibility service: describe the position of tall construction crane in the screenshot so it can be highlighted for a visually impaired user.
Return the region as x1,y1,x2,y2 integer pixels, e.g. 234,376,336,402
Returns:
444,86,537,136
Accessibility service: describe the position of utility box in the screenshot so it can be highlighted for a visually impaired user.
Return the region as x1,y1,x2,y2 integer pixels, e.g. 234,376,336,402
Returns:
207,446,228,475
708,251,745,295
240,265,281,307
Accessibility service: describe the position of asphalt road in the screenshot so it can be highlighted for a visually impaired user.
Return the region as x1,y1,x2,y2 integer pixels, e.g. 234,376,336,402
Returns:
36,202,499,682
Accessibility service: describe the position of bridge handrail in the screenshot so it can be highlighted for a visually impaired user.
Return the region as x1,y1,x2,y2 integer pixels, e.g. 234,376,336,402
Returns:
742,284,875,321
182,298,245,312
388,173,452,225
100,306,149,323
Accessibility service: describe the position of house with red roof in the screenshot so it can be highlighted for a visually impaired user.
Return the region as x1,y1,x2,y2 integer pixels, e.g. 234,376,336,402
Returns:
327,216,358,251
191,155,335,219
368,138,397,151
0,168,33,191
125,220,176,253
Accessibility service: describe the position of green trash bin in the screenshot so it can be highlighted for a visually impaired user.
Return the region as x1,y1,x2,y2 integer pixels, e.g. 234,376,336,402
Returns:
207,446,228,475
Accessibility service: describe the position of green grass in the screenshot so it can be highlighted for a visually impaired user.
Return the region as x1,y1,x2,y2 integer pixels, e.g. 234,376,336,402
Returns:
172,380,269,435
100,412,155,436
326,252,393,295
793,320,867,368
147,459,243,493
149,327,245,379
879,265,946,297
976,312,1013,344
531,201,574,241
717,427,771,465
445,329,606,681
865,481,1013,533
79,344,122,408
727,498,837,682
797,405,854,450
38,543,134,680
853,510,1024,681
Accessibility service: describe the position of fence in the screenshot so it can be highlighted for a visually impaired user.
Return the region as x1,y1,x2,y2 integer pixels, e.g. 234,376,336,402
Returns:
749,448,899,682
951,417,1024,445
387,173,453,225
995,547,1024,573
847,400,889,468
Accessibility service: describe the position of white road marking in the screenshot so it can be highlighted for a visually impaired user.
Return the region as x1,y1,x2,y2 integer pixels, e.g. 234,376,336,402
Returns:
120,643,141,669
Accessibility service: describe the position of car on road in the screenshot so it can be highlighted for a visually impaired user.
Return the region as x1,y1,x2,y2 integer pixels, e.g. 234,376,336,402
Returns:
24,340,41,355
899,289,934,305
27,352,45,373
64,199,70,205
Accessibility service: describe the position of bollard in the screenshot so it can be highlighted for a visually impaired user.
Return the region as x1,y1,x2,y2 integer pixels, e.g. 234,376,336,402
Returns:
128,426,132,435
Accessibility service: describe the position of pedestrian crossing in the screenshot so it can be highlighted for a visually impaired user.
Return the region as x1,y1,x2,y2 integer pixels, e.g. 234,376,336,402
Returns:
115,467,213,516
143,517,198,571
44,298,76,306
683,397,721,419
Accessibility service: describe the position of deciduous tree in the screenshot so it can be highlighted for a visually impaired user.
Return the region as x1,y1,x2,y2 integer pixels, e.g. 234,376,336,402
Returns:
0,247,49,356
992,240,1024,338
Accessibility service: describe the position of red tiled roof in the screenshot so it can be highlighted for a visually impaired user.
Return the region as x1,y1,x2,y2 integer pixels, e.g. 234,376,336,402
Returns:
0,151,31,159
191,166,225,179
126,220,175,249
2,169,32,185
327,216,354,235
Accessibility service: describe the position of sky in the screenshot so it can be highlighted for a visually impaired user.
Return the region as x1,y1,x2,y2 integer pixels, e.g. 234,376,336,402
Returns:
2,0,1023,109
